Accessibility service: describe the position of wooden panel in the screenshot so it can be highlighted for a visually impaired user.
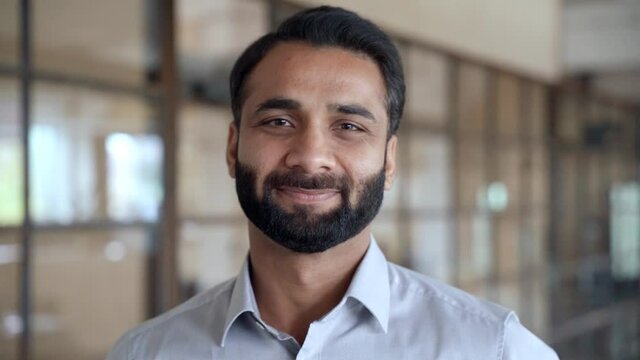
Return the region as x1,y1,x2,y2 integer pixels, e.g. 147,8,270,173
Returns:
404,47,449,125
456,142,486,210
32,228,147,360
408,133,452,210
496,74,520,138
457,63,487,136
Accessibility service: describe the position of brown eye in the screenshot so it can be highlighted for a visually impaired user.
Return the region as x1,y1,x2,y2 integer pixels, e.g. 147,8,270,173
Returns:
339,123,363,131
268,118,292,127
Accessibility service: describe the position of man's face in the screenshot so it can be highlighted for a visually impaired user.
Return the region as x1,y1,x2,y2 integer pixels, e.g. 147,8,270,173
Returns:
227,42,397,253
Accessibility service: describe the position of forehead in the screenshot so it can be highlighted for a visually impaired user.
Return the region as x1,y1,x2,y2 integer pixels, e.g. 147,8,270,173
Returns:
242,42,387,115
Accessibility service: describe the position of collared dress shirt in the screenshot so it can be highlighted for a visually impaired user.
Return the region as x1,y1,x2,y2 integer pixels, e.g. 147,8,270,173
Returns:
107,239,559,359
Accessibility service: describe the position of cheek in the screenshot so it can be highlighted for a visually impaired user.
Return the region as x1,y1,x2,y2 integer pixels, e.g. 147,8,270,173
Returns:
238,140,275,174
344,158,385,202
240,160,278,199
237,134,284,166
343,149,386,179
254,174,267,199
236,148,274,199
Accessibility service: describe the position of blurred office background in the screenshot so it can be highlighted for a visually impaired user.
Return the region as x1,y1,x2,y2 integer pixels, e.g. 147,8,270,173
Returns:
0,0,639,359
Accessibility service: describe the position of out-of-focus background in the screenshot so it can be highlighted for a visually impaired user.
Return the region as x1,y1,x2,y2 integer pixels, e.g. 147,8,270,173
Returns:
0,0,639,359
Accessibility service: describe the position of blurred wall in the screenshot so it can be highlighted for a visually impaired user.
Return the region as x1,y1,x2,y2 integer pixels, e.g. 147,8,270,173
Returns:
287,0,562,81
564,0,640,73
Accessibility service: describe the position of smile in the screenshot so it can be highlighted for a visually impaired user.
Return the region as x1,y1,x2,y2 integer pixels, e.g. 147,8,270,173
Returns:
276,186,340,204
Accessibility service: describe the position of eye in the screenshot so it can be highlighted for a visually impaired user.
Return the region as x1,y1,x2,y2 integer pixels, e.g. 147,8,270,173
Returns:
265,118,293,127
338,122,364,132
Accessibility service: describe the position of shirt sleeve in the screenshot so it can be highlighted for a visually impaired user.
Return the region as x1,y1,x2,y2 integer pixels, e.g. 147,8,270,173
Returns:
105,332,132,360
501,313,559,360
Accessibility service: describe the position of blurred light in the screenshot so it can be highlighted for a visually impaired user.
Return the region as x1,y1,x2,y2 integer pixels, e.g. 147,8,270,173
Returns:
610,182,640,280
106,132,162,222
487,182,509,212
3,313,22,337
0,244,19,265
2,312,60,337
106,133,136,159
104,240,127,262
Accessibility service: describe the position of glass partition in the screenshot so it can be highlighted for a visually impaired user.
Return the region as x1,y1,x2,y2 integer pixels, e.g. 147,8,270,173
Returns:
33,0,148,86
0,77,19,360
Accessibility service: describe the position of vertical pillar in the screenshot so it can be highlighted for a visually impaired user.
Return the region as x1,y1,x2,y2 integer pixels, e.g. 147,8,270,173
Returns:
517,79,532,324
18,0,33,359
546,85,560,339
447,56,460,286
484,69,499,302
157,0,180,312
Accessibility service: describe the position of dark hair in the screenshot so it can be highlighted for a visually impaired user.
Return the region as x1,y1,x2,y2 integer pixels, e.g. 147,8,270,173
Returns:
229,6,405,137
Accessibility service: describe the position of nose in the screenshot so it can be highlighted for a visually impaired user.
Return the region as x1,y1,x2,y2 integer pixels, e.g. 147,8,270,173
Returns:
284,125,336,173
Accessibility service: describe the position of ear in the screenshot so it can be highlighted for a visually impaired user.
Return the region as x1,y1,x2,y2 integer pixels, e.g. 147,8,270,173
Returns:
226,122,238,178
384,135,397,190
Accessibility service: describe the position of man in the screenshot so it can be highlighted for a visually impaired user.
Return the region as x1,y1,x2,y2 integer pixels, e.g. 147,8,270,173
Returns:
108,6,558,359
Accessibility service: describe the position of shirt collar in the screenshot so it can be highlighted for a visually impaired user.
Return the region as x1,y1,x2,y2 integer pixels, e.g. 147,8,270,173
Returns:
218,236,390,346
343,237,390,333
219,259,259,347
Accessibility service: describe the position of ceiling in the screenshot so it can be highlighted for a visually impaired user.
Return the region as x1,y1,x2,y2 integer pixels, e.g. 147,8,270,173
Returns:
0,0,638,105
563,0,640,102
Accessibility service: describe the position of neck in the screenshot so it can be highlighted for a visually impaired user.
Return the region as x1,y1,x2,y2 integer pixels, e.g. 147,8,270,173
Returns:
247,223,371,345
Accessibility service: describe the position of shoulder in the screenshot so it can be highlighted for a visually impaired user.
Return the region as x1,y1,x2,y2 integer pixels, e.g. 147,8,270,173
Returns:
124,278,235,340
106,278,236,359
502,314,559,359
388,262,510,323
387,263,558,359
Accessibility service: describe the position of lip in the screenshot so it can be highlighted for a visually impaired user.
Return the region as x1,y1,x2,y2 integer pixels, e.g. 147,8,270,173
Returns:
276,186,340,204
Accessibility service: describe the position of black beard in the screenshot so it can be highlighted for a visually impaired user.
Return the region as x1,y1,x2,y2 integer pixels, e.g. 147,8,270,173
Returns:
234,162,385,253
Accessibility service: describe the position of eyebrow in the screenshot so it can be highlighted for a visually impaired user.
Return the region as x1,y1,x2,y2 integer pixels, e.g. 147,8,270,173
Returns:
254,98,376,123
330,103,376,122
255,97,301,113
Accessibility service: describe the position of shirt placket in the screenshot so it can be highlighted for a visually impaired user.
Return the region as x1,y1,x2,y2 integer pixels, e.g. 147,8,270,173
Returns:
296,300,348,360
252,314,301,357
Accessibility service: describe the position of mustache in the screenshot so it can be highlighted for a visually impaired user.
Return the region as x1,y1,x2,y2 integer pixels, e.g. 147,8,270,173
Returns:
264,169,348,191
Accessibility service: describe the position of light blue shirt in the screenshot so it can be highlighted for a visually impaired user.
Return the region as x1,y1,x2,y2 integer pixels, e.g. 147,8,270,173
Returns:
107,239,558,359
